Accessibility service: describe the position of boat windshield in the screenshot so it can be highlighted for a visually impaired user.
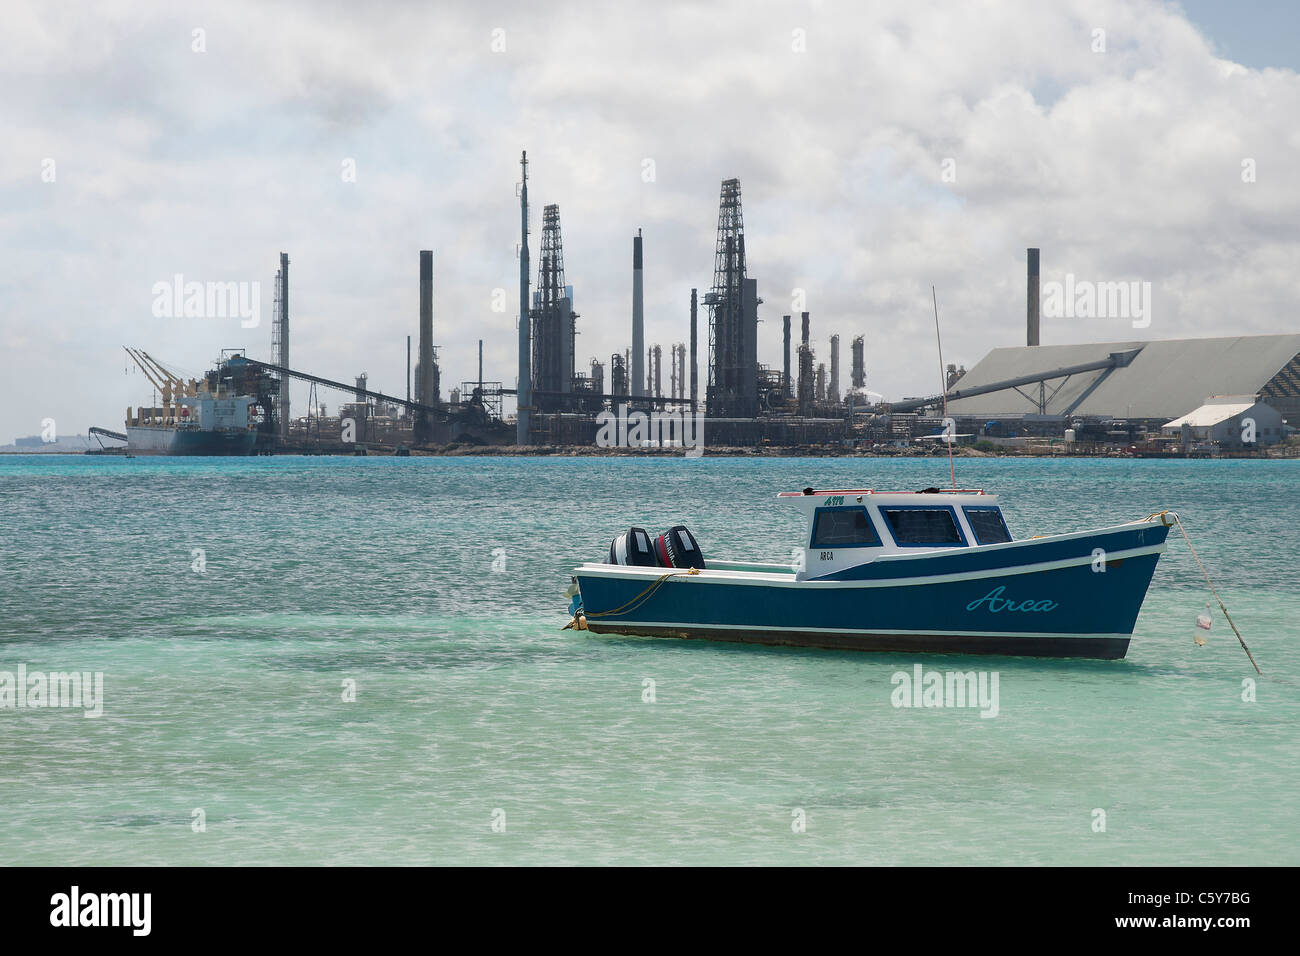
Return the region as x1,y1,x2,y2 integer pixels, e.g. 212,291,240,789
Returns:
962,506,1012,545
810,507,882,548
880,506,967,547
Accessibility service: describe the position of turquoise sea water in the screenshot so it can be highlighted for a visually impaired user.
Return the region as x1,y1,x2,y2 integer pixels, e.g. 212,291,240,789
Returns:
1,454,1296,865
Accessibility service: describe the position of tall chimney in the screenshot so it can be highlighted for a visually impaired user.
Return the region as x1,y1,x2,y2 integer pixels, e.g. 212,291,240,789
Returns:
517,152,531,444
689,288,698,409
416,250,434,441
1027,247,1040,347
632,230,644,401
278,252,289,440
406,335,411,405
783,315,792,397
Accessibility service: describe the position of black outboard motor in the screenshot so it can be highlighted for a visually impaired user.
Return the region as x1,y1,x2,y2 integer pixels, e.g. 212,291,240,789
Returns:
653,525,706,570
606,527,660,567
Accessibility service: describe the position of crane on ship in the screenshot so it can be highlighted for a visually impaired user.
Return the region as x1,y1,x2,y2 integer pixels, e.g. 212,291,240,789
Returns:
123,348,199,409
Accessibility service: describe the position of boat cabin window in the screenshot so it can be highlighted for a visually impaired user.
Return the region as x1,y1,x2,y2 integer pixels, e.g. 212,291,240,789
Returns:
810,507,882,548
881,507,966,547
962,506,1012,545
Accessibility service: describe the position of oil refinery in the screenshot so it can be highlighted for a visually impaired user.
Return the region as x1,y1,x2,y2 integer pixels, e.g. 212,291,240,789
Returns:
91,151,1300,457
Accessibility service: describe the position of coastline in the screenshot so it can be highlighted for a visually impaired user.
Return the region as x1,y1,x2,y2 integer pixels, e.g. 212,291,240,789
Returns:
4,443,1298,459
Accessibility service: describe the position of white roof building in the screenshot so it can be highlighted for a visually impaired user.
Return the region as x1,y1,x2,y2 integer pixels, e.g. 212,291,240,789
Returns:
1160,395,1284,447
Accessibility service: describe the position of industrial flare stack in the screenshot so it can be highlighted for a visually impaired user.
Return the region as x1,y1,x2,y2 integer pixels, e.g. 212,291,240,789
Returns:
517,150,531,445
273,252,289,439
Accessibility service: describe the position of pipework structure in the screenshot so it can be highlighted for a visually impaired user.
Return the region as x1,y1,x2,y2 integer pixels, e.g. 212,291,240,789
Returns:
851,335,866,389
797,311,814,415
829,334,840,404
705,178,759,418
783,315,792,398
531,204,577,411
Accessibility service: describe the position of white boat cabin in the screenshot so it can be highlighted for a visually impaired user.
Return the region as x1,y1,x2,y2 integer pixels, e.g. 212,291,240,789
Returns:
779,487,1012,580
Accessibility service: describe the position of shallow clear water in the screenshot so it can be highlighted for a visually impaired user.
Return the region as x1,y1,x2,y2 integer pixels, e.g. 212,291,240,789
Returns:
1,454,1296,865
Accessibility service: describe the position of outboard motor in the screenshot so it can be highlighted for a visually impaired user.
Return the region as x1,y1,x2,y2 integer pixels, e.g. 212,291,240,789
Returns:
654,525,706,570
606,527,659,567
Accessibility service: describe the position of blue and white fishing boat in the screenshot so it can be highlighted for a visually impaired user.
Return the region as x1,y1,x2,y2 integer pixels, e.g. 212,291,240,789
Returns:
566,487,1175,659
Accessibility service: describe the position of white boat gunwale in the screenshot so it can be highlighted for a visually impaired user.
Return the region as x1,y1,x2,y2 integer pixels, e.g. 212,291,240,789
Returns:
575,516,1169,589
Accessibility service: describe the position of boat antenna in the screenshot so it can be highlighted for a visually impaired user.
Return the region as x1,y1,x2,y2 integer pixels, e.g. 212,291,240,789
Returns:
932,285,956,490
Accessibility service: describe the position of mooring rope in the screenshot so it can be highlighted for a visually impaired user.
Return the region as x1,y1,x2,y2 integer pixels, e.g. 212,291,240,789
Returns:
564,567,700,630
1146,510,1262,675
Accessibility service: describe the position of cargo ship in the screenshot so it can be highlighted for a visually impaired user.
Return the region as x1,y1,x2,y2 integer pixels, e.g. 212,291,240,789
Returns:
120,348,265,456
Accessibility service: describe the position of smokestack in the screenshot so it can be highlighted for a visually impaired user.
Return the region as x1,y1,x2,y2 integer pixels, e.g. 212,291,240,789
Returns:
632,231,644,401
478,339,483,391
278,252,289,440
783,315,792,398
517,151,531,444
406,335,411,405
1027,247,1040,347
689,289,698,409
829,334,840,404
801,312,810,349
416,250,434,441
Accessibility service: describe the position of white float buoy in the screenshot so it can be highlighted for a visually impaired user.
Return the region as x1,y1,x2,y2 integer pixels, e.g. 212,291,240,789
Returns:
1194,602,1212,646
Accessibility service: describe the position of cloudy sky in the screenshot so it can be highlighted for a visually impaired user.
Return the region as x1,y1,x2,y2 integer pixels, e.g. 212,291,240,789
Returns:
2,0,1297,441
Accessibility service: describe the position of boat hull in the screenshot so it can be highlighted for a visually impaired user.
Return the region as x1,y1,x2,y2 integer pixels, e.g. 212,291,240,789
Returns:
586,622,1135,659
574,522,1169,660
127,425,257,456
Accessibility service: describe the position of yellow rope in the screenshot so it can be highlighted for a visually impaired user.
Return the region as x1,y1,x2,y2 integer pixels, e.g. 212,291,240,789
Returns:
584,567,699,619
1147,510,1261,675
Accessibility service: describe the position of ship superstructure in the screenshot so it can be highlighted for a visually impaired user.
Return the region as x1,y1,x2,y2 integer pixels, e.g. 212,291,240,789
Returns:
124,349,269,455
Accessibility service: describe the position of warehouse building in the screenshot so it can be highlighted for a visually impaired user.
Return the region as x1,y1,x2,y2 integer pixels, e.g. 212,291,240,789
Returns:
941,334,1300,443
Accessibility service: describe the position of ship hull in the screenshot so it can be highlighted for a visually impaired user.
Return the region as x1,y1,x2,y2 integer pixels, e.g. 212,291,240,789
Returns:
574,522,1169,660
127,426,257,456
